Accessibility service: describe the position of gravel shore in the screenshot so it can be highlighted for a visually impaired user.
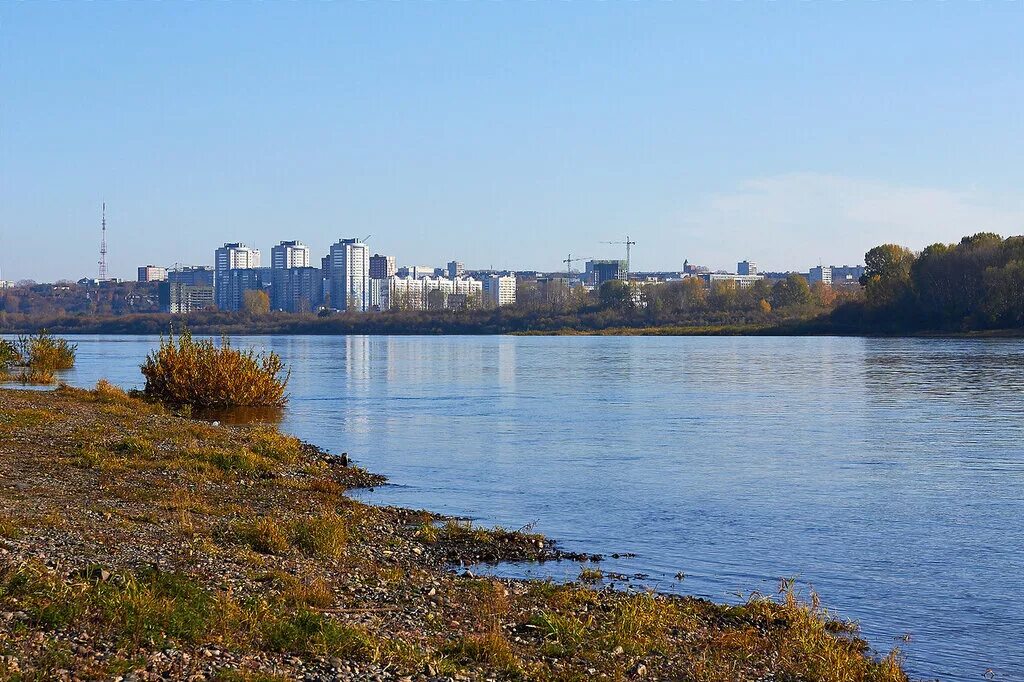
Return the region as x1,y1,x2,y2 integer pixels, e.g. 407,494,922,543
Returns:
0,384,909,682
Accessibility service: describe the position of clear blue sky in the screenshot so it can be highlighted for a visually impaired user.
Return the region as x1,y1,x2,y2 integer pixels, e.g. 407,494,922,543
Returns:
2,2,1022,282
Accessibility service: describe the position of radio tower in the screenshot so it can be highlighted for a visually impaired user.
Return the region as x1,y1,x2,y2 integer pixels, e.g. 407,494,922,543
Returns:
98,202,108,281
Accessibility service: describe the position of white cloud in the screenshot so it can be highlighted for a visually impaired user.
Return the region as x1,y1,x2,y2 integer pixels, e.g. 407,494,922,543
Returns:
673,173,1024,271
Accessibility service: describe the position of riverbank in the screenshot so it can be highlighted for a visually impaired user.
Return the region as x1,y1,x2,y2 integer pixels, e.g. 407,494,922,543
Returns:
0,385,908,681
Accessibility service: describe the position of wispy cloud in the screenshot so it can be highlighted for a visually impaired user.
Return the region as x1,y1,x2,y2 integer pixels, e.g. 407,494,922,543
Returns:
673,173,1024,270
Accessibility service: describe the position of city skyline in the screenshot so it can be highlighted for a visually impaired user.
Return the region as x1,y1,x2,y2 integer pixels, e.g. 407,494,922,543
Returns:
3,3,1023,281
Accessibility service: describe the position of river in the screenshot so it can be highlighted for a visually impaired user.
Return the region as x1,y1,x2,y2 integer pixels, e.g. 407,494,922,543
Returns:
35,334,1024,681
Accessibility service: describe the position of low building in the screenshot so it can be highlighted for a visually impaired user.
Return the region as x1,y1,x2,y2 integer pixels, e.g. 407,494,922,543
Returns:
158,282,215,313
698,272,765,289
137,265,168,282
808,265,833,285
372,276,483,311
830,265,866,283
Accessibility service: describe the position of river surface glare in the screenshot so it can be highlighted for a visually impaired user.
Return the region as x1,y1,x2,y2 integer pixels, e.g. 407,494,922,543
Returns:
50,334,1024,681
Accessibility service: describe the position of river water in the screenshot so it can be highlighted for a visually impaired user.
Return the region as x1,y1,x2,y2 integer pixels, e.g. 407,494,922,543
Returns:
34,334,1024,681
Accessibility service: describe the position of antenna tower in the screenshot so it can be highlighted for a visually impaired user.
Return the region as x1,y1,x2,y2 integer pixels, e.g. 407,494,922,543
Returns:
98,202,108,281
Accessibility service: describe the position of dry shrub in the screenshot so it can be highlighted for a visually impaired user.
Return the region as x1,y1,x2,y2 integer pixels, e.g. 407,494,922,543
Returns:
17,331,76,371
0,339,19,369
141,329,288,408
94,379,132,404
15,368,56,385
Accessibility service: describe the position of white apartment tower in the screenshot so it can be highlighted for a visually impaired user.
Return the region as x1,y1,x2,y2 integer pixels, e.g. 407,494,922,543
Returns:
482,274,517,307
215,243,261,309
809,265,833,285
271,240,310,269
327,238,370,312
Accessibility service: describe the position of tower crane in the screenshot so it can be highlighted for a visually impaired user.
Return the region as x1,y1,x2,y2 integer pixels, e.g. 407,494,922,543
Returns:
562,254,592,283
600,235,637,281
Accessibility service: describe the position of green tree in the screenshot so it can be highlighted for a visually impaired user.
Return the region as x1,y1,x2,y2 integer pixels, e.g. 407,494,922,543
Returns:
599,280,633,310
771,274,811,309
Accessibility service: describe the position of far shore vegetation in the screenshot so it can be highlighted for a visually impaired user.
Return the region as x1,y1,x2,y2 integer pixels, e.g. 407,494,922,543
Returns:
2,232,1024,337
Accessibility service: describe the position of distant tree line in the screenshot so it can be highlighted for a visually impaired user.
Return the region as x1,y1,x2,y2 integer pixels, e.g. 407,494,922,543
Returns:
8,233,1021,336
830,233,1024,333
0,274,845,335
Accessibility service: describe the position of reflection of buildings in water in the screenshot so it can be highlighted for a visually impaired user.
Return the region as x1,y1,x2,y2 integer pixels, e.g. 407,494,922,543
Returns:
344,335,371,384
497,337,517,387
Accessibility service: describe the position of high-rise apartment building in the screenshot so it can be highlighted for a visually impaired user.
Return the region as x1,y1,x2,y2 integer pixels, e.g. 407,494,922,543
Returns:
223,268,271,312
396,265,435,279
272,266,324,313
737,261,757,276
447,261,465,279
271,241,310,269
482,274,517,307
327,239,370,312
215,243,261,309
369,254,396,279
137,265,168,282
168,266,215,287
159,281,215,313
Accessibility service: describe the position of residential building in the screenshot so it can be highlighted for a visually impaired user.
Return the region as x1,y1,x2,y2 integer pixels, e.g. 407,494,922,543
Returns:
447,261,464,279
137,265,168,282
327,238,370,312
698,272,765,289
272,266,323,313
168,266,215,287
222,267,271,312
158,281,215,313
396,265,435,279
0,280,14,289
271,241,310,269
482,274,517,307
737,260,757,276
830,265,866,283
369,254,396,280
809,265,833,285
374,276,482,311
215,243,261,309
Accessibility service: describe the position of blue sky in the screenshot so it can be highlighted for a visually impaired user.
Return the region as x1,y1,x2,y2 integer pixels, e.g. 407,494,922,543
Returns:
2,2,1022,281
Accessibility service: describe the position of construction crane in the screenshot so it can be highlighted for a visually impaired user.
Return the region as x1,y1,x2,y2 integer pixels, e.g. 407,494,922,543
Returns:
562,253,592,283
600,235,637,281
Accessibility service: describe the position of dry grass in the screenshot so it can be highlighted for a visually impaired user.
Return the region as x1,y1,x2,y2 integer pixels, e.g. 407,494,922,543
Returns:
0,385,912,682
140,329,288,408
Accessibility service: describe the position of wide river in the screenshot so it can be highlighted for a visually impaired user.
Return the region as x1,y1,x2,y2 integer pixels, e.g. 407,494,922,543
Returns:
35,334,1024,681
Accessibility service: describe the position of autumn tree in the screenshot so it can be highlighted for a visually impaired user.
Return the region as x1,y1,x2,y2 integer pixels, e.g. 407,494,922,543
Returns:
243,290,270,315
